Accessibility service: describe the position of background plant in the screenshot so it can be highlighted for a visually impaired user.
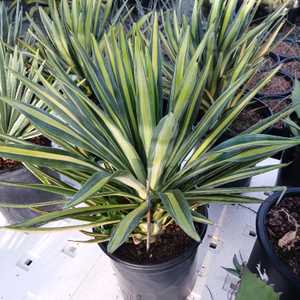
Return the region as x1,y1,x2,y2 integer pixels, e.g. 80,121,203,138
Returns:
161,0,286,111
0,43,47,140
0,15,298,254
0,0,24,47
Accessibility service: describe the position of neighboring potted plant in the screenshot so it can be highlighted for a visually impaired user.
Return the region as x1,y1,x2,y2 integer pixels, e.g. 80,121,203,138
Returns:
160,0,287,111
224,255,280,300
0,37,67,224
25,0,125,80
0,0,24,47
0,12,299,298
247,188,300,299
277,79,300,186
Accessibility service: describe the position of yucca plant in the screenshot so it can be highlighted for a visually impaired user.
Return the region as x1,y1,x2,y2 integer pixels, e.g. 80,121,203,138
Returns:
161,0,287,110
25,0,126,80
0,0,24,47
0,16,298,254
0,43,47,140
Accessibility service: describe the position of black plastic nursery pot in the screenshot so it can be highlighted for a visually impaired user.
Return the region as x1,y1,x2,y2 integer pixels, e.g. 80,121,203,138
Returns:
287,8,300,25
0,167,63,224
277,147,300,187
98,208,208,300
247,188,300,300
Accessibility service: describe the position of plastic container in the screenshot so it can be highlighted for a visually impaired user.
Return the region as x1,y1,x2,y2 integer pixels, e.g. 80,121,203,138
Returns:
276,148,300,187
98,208,208,300
247,188,300,299
0,167,63,224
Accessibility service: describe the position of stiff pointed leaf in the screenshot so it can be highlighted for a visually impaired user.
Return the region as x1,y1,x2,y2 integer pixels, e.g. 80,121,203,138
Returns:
107,202,148,253
0,144,99,171
292,79,300,119
65,170,116,208
159,190,200,241
148,114,177,190
13,204,138,228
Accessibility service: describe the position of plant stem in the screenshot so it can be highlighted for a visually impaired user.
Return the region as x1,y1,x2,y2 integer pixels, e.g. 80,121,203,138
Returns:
146,180,151,253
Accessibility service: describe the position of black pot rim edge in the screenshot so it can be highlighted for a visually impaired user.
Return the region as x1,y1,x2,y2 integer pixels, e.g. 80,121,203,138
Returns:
256,187,300,287
98,207,208,271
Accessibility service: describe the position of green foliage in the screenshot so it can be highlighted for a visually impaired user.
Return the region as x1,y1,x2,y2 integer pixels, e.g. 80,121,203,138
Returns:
26,0,125,78
0,44,47,139
0,4,298,253
161,0,286,110
0,0,24,47
236,268,279,300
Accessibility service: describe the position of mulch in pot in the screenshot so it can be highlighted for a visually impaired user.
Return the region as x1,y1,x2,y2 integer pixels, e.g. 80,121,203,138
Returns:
111,223,203,265
267,196,300,277
281,60,300,79
246,72,292,97
0,136,51,171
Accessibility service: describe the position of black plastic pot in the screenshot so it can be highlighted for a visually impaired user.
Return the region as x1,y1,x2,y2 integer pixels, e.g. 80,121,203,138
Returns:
276,147,300,187
0,167,63,224
247,188,300,299
287,8,300,25
98,208,208,300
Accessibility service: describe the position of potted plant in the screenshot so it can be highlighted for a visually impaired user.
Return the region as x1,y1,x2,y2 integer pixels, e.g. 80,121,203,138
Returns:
0,0,24,47
224,255,280,300
247,188,300,299
160,0,287,110
25,0,125,80
0,12,299,300
277,79,300,186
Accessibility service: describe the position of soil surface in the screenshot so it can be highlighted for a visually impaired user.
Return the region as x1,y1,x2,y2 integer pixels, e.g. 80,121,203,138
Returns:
246,72,291,96
267,196,300,277
0,136,51,171
272,41,300,58
262,98,291,129
281,61,300,78
230,105,266,134
111,223,204,264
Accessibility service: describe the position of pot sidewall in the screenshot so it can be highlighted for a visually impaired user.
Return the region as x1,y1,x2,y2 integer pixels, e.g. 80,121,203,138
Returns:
249,189,300,297
0,167,63,224
97,208,208,300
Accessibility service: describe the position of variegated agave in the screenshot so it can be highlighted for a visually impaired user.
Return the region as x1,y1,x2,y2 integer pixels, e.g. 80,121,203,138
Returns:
0,16,298,253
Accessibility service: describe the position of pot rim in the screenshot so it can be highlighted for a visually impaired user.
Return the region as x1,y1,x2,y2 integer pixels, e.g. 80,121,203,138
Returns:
98,207,208,271
256,187,300,287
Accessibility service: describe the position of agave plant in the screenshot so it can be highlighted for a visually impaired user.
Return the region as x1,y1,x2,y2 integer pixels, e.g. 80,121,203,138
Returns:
0,16,298,254
161,0,287,110
0,43,47,140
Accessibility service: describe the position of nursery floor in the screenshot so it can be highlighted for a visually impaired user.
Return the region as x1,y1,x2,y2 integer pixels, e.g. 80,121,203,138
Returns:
0,158,279,300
